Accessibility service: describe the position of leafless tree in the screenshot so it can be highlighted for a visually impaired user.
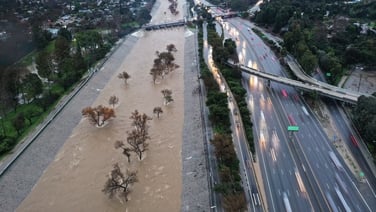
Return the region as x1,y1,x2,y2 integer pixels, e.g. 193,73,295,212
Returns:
211,134,236,164
82,105,115,127
222,192,247,211
118,71,130,84
114,140,132,163
102,163,138,202
126,110,152,160
109,95,119,108
150,45,179,83
127,129,149,160
153,107,163,118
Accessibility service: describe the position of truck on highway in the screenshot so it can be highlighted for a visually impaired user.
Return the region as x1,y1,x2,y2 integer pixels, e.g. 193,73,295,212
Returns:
325,192,339,212
335,186,352,212
329,151,343,170
301,106,309,116
283,192,292,212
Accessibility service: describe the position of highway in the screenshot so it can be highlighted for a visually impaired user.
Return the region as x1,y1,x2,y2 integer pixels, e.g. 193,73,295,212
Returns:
221,17,327,211
195,1,376,211
219,16,376,212
204,21,263,212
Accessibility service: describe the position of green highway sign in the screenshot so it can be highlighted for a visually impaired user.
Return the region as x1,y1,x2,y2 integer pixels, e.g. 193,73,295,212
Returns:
288,126,299,131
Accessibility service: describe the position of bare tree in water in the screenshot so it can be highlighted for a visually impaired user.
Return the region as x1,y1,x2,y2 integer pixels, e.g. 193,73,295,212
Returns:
109,95,119,108
82,105,115,127
150,44,179,83
102,163,138,202
161,89,173,105
127,110,152,160
118,71,130,84
153,106,163,118
114,140,132,163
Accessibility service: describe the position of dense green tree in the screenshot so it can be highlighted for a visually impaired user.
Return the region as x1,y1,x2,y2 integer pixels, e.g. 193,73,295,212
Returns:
229,0,251,11
224,39,239,63
58,28,72,42
21,73,43,103
75,30,104,55
72,43,86,72
24,106,42,125
136,8,151,25
55,36,71,67
32,25,52,50
35,92,59,112
312,24,328,50
12,113,25,136
364,117,376,143
353,95,376,146
273,6,292,32
36,50,54,80
300,50,317,75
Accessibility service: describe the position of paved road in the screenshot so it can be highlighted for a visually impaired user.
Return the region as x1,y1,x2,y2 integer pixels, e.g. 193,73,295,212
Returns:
222,17,376,212
0,35,138,211
222,18,321,211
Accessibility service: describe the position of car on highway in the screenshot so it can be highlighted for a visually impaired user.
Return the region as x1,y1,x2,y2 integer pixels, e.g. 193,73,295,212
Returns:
281,89,288,97
350,134,359,147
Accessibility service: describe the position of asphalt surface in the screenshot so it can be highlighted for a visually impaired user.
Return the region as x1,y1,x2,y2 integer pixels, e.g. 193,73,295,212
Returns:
221,17,376,212
0,35,138,211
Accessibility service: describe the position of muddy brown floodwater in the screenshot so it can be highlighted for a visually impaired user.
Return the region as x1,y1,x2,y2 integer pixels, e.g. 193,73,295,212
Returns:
17,0,187,211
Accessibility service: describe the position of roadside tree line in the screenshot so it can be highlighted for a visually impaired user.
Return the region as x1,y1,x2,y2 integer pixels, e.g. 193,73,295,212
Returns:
352,94,376,161
198,21,247,211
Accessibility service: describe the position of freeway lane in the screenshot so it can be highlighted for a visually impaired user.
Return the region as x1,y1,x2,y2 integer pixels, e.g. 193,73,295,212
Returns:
222,20,321,211
249,82,318,212
223,19,325,211
221,17,376,211
326,100,376,208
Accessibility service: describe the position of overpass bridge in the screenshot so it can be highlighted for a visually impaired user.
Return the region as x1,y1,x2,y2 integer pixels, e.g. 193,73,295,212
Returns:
212,12,240,19
284,55,373,99
226,61,361,104
142,19,186,31
141,11,240,31
142,12,238,31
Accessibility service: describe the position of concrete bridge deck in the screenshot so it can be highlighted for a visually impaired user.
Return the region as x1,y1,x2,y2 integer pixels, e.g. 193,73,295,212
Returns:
226,61,364,104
